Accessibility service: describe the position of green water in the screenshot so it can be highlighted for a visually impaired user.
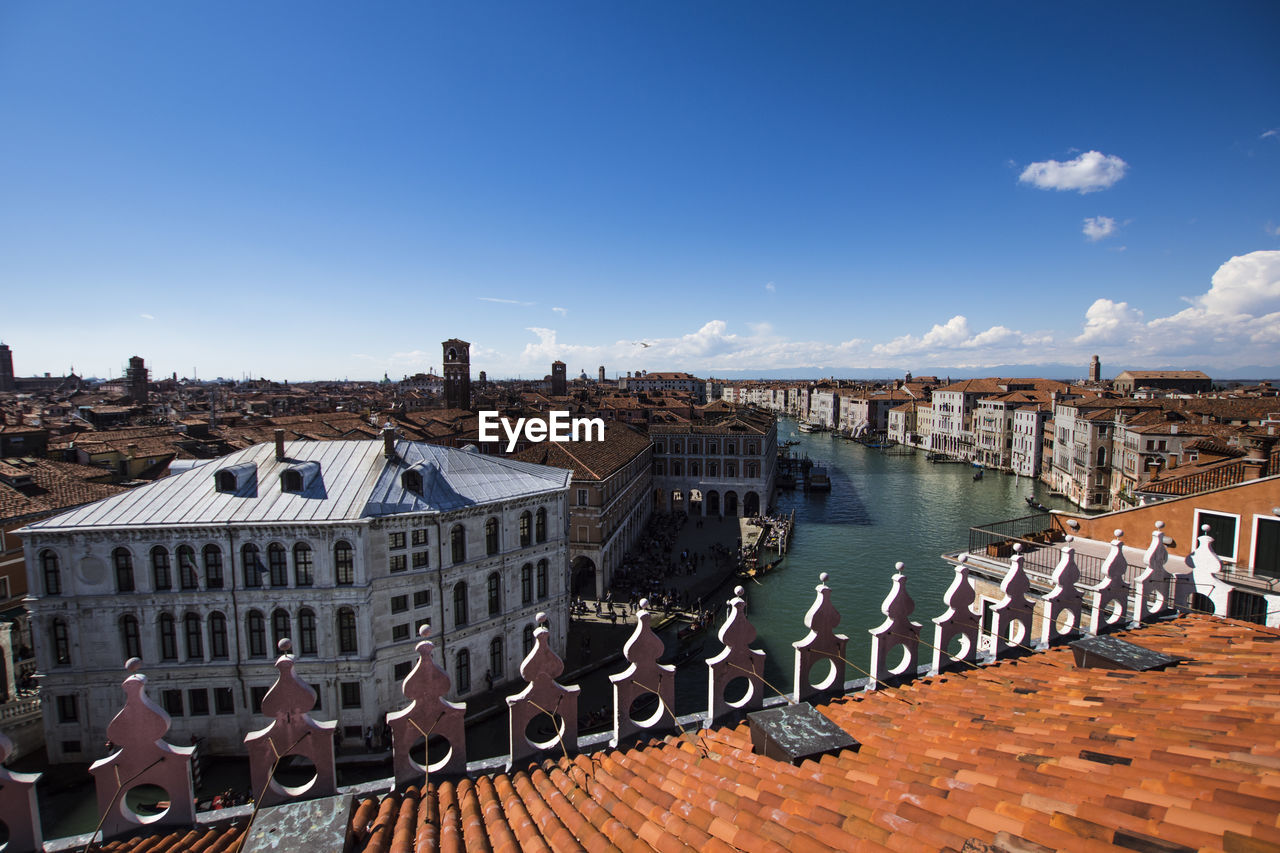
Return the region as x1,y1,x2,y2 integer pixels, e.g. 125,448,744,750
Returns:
713,419,1072,696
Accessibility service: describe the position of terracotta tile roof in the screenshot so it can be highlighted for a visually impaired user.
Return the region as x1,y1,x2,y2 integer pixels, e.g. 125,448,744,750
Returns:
55,615,1280,851
0,456,128,520
512,421,651,481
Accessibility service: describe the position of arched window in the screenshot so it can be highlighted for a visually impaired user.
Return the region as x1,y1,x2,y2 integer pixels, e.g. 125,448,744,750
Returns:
151,547,171,591
242,544,263,588
453,582,468,627
158,613,177,661
120,615,141,660
51,618,70,665
293,543,313,586
487,572,501,617
673,460,683,476
281,470,303,493
267,543,288,587
536,559,548,600
708,461,718,477
690,461,700,477
271,609,290,650
451,525,466,563
535,508,547,543
337,607,357,654
521,563,533,605
727,442,736,455
522,624,536,657
177,545,199,590
113,548,134,593
246,611,266,657
456,648,471,693
485,517,499,555
519,512,532,547
298,608,317,656
209,612,228,659
490,636,504,678
203,545,223,589
217,470,237,492
184,613,203,660
334,540,354,585
1097,446,1107,467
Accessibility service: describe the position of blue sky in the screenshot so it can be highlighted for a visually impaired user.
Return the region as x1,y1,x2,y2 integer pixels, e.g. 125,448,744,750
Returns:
2,2,1278,381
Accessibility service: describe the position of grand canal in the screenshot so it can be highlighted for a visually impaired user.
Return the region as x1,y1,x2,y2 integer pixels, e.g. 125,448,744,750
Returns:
666,418,1075,712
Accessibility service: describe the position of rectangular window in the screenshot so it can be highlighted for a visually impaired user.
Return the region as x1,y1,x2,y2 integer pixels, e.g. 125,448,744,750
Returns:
1253,516,1280,580
61,740,82,754
392,623,410,641
214,687,234,715
577,489,588,506
1195,510,1239,562
390,554,407,573
389,532,406,550
188,689,209,716
251,686,269,714
56,694,77,723
412,551,429,569
340,681,361,708
391,595,409,613
414,589,430,608
415,617,430,633
394,660,413,681
412,529,428,547
162,689,184,717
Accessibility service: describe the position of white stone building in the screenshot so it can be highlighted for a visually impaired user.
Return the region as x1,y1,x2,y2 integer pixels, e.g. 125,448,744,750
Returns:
19,433,571,763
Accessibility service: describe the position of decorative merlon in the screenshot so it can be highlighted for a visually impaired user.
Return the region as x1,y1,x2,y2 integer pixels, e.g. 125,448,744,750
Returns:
869,563,920,688
507,612,580,771
244,639,338,807
705,585,765,724
991,546,1036,655
932,557,979,674
793,573,849,700
388,626,467,786
1088,530,1130,634
609,598,676,747
89,658,196,840
1039,538,1084,646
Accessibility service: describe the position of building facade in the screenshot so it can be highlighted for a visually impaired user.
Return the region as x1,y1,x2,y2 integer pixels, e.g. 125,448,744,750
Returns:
19,435,571,763
650,411,777,518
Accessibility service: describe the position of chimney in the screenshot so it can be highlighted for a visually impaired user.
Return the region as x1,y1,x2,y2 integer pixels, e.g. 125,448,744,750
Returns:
1243,446,1266,480
274,429,286,461
383,424,397,459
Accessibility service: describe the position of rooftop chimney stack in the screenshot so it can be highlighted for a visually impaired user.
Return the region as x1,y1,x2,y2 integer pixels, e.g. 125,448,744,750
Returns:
383,424,397,459
274,429,286,461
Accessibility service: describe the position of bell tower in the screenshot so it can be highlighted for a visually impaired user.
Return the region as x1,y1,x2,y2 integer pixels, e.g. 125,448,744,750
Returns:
442,339,472,411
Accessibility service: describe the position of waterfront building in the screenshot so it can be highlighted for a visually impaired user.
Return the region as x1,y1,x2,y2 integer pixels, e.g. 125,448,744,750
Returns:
618,371,705,402
1010,402,1049,476
649,409,776,517
1114,369,1212,396
807,384,840,429
836,388,913,436
514,421,653,599
18,432,571,763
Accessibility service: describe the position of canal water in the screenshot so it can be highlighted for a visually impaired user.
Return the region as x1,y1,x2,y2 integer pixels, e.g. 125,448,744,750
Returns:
669,418,1074,710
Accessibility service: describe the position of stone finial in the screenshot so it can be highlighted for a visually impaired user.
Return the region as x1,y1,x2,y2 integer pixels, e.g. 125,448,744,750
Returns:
89,659,196,840
1133,521,1174,622
1088,530,1131,634
705,586,766,725
387,626,467,786
931,557,979,675
0,731,42,852
1039,538,1084,646
609,598,676,747
1186,523,1231,617
991,548,1036,656
869,563,921,688
506,613,580,770
793,573,849,700
244,638,338,807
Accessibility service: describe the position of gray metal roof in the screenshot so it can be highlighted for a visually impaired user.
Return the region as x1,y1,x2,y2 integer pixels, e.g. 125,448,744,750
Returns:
22,439,570,531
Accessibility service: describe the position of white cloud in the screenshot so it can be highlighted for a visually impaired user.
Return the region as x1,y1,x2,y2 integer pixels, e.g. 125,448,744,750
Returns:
140,313,155,320
1019,151,1128,193
1074,299,1144,345
1082,216,1118,241
1262,129,1279,140
1265,222,1280,238
479,297,535,306
873,315,1027,357
551,306,568,316
765,281,776,293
